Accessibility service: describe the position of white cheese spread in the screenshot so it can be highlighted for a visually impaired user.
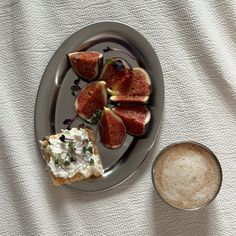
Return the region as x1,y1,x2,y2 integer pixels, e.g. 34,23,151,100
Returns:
40,128,104,178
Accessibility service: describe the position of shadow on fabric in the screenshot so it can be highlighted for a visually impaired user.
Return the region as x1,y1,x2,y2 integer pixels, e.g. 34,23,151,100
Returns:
150,188,221,236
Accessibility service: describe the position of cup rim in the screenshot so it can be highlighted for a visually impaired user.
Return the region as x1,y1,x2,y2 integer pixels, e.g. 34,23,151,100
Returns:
151,141,223,211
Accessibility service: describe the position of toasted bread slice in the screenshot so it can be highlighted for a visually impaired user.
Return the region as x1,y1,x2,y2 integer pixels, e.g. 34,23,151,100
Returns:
40,126,103,186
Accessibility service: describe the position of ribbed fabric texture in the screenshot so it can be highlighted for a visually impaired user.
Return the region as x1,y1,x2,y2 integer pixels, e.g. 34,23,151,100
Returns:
0,1,236,235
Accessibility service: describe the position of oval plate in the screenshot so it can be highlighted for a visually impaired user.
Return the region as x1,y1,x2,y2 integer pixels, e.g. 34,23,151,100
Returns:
35,22,164,192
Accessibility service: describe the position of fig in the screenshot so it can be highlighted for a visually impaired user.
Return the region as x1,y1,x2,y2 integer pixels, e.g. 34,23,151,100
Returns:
68,51,103,81
75,81,107,121
100,60,151,103
99,58,130,90
99,107,126,149
112,104,151,136
111,67,151,96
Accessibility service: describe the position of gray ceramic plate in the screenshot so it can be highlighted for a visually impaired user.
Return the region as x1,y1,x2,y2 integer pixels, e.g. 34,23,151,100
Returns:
35,22,164,192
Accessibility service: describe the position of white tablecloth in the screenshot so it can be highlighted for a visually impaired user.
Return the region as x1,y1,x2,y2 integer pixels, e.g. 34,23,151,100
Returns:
1,1,236,235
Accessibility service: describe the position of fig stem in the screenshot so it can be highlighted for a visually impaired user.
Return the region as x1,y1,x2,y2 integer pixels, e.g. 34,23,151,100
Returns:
103,46,136,60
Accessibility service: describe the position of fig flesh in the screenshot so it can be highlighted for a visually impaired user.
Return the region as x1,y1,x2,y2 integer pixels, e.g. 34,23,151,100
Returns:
112,104,151,136
74,81,107,121
110,95,149,104
99,107,126,149
99,59,130,90
100,60,151,103
68,51,103,81
111,67,151,96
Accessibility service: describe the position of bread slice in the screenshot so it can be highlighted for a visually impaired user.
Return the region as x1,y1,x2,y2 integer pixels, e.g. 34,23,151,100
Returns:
40,125,103,186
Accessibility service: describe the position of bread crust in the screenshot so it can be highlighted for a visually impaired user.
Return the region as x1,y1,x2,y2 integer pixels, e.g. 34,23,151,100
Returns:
41,126,102,186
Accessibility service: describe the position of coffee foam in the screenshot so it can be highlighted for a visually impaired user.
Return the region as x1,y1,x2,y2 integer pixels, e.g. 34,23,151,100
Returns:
153,143,221,209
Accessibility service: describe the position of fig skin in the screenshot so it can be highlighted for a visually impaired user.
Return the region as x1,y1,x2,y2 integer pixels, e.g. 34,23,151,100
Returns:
99,58,130,90
74,81,107,121
111,67,151,97
99,107,127,149
112,104,151,136
100,59,152,103
68,51,103,81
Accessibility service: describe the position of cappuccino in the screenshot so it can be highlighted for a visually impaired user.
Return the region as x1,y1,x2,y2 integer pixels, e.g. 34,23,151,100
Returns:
153,142,222,209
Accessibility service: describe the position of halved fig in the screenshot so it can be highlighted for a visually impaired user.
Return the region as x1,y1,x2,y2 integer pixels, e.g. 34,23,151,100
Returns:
75,81,107,120
112,104,151,136
100,59,151,103
99,58,130,89
99,107,126,149
68,51,103,81
111,67,151,96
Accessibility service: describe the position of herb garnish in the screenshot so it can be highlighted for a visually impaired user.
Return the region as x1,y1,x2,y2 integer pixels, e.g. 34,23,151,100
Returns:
63,119,71,125
87,146,93,153
71,85,81,92
64,160,70,166
68,141,75,151
83,146,93,154
63,114,79,130
48,131,95,172
54,157,71,168
89,158,94,165
74,79,79,85
54,159,59,167
90,109,102,125
71,79,81,96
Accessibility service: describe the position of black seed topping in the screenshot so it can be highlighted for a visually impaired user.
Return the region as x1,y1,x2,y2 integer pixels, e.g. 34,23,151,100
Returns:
59,135,65,142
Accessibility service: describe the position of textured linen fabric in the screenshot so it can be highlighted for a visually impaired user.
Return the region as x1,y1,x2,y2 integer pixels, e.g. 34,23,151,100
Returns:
1,1,236,235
